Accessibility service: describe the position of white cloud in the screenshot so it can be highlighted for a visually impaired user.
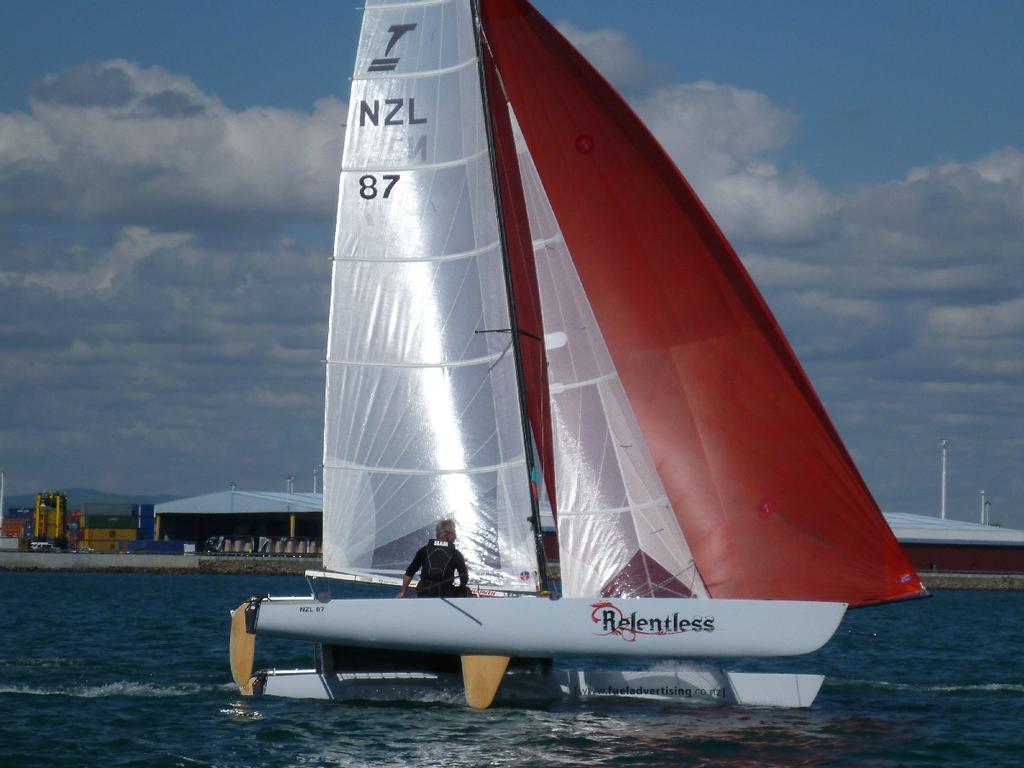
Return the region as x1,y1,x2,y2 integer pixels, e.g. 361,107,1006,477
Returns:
845,149,1024,269
908,146,1024,187
705,168,836,243
792,291,885,324
0,224,330,495
640,81,794,170
743,254,833,288
0,60,345,225
2,49,1023,526
927,297,1024,338
26,227,192,295
555,21,670,93
554,20,836,245
630,81,837,243
0,111,60,163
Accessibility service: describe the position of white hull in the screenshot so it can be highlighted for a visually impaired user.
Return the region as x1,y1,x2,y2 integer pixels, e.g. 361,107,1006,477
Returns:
254,662,824,708
252,595,846,658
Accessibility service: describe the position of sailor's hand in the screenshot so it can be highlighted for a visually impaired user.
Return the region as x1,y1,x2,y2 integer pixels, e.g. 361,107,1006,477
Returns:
396,589,405,599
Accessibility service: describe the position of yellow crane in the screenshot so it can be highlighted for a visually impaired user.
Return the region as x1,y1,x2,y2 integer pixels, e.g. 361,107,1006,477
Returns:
33,491,68,547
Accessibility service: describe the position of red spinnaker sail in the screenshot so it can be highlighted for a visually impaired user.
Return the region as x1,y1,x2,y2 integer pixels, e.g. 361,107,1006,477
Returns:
480,0,925,606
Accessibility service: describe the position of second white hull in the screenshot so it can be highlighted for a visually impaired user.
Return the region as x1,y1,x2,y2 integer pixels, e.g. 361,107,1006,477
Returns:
255,662,825,708
252,595,846,659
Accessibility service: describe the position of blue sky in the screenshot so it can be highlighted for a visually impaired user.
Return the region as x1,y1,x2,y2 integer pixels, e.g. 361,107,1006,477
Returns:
1,1,1022,528
4,0,1021,189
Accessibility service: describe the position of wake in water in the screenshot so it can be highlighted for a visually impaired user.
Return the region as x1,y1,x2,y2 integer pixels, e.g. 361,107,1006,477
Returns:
0,681,217,698
220,703,264,720
2,656,78,669
830,678,1024,695
2,573,1022,768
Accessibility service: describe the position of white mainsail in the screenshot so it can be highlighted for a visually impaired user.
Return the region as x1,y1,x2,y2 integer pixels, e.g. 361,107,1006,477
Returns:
322,0,539,591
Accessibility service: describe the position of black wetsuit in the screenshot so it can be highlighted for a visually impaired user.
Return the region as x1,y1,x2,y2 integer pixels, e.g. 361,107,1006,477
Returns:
404,539,469,597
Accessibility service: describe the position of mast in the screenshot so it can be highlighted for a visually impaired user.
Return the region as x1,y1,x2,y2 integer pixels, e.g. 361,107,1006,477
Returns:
471,0,550,594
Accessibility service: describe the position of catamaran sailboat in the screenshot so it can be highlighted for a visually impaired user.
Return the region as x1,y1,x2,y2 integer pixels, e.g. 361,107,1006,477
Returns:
229,0,926,709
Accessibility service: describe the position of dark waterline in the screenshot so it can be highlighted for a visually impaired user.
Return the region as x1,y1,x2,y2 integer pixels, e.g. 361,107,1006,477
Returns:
1,571,1022,767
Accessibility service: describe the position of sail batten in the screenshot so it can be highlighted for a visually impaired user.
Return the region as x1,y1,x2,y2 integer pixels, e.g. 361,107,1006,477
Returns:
547,371,618,395
326,349,510,369
555,497,671,519
365,0,452,10
341,148,490,174
354,55,479,82
531,233,565,251
325,458,527,476
335,241,500,264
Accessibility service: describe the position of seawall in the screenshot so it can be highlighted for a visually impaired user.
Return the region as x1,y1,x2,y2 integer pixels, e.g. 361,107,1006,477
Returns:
918,571,1024,592
0,551,315,575
1,551,1021,590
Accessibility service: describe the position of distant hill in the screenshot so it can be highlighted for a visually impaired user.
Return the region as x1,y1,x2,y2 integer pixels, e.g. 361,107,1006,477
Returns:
4,488,182,511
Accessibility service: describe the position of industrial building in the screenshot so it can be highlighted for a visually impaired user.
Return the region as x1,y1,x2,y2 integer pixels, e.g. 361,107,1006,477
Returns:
155,490,323,555
154,489,566,560
885,512,1024,573
5,487,1022,574
152,491,1024,573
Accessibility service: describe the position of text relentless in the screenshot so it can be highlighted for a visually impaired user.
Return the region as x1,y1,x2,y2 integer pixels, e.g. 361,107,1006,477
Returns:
591,601,715,642
600,610,714,634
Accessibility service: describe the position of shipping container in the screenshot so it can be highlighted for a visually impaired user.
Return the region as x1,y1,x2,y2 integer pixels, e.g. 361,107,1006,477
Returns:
81,515,136,530
2,520,27,538
81,528,137,542
87,540,120,553
81,502,134,517
134,504,155,521
5,508,34,521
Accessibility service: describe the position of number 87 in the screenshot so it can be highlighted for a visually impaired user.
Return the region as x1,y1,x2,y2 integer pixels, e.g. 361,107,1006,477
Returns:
358,174,400,199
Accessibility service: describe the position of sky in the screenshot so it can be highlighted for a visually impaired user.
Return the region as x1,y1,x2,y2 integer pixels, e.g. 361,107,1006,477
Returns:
1,1,1022,528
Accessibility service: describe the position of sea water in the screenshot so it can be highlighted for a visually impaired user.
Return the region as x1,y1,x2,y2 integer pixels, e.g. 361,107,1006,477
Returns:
1,571,1022,768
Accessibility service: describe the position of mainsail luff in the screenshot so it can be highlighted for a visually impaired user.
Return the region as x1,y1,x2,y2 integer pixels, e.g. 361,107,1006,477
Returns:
480,0,925,607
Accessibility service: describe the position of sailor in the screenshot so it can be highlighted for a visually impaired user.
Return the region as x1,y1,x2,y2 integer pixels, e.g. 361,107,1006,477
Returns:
397,519,469,598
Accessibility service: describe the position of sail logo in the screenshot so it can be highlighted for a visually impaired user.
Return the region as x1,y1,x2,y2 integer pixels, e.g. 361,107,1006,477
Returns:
369,23,417,72
591,601,715,642
358,99,428,127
